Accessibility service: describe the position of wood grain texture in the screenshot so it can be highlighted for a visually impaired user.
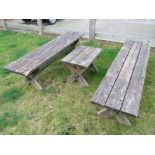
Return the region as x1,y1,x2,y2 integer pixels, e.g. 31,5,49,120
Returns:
5,32,84,76
91,40,150,117
61,45,102,68
91,40,134,106
105,41,142,110
121,42,150,116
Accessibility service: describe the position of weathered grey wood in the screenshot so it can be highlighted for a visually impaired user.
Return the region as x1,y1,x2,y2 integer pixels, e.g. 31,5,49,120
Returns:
2,19,7,31
61,46,101,68
30,78,43,91
115,113,131,126
105,41,142,110
89,19,96,40
15,33,79,75
97,108,116,118
65,64,88,86
121,42,150,116
91,40,150,125
91,40,134,106
61,46,101,86
90,62,99,72
61,46,86,63
37,19,43,35
67,74,76,83
5,32,84,77
77,75,89,86
78,48,101,68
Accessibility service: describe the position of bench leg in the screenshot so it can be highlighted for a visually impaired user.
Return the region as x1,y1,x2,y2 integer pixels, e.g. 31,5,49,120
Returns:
77,75,88,86
26,77,43,91
90,62,99,72
97,108,116,118
115,113,131,127
66,64,88,86
67,74,77,83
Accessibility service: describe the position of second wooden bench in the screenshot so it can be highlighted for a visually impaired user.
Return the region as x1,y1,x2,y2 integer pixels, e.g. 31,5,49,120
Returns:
91,40,150,126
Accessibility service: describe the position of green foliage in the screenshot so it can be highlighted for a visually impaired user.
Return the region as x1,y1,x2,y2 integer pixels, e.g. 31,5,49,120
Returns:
0,67,9,76
44,86,60,94
0,87,24,103
11,48,27,60
0,111,21,130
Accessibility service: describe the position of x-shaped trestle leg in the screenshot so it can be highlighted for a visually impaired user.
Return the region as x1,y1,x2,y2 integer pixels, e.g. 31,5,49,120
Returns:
66,64,88,86
25,74,43,91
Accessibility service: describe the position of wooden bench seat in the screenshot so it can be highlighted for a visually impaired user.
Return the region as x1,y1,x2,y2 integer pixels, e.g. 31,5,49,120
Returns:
61,46,102,86
5,32,84,90
91,40,150,126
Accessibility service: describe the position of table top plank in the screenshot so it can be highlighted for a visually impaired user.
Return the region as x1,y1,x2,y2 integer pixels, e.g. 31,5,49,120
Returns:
61,46,102,68
5,32,84,76
91,40,134,106
121,42,150,116
105,41,142,110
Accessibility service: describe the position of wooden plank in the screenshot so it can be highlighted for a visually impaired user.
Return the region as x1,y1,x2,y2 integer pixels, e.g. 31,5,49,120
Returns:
79,48,101,68
105,41,142,110
5,32,72,72
61,46,86,63
9,32,75,71
21,33,81,76
115,113,131,126
5,32,84,76
91,40,134,106
63,46,101,68
69,46,92,67
121,42,150,116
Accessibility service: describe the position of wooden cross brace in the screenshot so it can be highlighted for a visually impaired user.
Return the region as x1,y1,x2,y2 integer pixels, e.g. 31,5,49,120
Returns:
25,74,43,91
66,62,99,86
97,108,131,126
66,64,88,86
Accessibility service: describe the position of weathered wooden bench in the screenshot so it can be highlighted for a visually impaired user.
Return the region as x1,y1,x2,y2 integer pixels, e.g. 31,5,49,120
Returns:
61,46,102,86
91,40,150,126
5,32,84,90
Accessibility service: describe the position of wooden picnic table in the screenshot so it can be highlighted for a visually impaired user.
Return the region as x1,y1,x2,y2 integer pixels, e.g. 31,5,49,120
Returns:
5,32,84,90
61,45,102,86
91,40,150,126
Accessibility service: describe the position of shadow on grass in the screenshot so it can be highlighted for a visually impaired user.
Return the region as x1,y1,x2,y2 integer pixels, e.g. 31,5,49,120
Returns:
0,87,25,104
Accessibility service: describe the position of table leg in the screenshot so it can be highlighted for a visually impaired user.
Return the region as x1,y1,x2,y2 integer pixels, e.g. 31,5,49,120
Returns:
77,75,88,86
90,62,99,72
26,75,43,91
66,64,88,86
115,113,131,127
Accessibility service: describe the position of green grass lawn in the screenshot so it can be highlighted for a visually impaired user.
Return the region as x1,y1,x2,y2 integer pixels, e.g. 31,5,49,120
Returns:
0,30,155,134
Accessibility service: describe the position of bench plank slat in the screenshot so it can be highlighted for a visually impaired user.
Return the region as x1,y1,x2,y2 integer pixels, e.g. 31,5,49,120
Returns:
61,46,86,63
5,32,84,76
61,46,101,68
19,34,79,76
6,32,73,72
121,42,150,116
79,48,101,68
105,41,142,110
91,40,134,106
